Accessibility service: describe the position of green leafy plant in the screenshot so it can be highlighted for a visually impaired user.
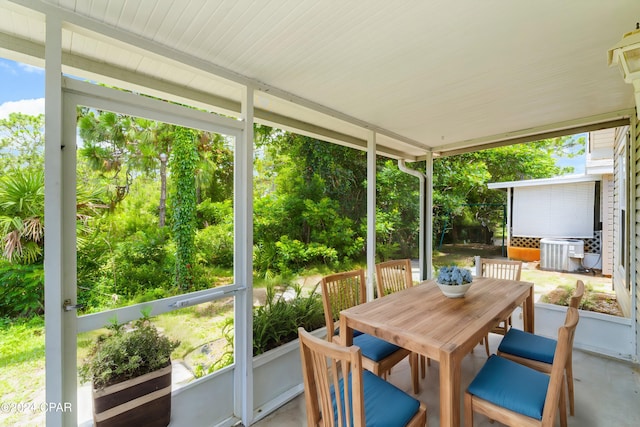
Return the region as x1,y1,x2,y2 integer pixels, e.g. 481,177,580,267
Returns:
79,312,180,389
540,283,595,311
0,260,44,317
252,283,325,356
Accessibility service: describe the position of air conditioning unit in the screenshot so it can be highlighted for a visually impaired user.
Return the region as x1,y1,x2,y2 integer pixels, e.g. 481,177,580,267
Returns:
540,238,584,272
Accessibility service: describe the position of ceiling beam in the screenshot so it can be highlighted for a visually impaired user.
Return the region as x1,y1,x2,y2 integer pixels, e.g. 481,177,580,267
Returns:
432,114,633,157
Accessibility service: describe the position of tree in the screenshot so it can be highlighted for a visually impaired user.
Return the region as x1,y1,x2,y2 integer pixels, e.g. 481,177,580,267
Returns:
376,158,423,259
129,117,174,226
77,109,135,208
0,112,44,173
253,129,369,274
433,135,585,245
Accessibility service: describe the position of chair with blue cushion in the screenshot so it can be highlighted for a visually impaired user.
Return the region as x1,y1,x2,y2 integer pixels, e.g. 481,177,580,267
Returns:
375,259,430,378
298,327,427,427
475,257,523,356
464,307,579,427
321,269,418,394
497,280,585,417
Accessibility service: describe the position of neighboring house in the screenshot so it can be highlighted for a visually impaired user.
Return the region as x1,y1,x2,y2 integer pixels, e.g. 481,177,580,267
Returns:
489,127,631,314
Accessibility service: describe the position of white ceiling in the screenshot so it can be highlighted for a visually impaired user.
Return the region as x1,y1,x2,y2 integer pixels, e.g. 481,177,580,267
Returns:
1,0,639,160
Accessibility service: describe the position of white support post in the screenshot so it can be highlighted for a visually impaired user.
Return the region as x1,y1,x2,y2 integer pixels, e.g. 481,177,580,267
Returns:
397,160,425,279
367,132,376,301
235,85,254,425
43,14,71,427
506,187,513,250
425,153,434,280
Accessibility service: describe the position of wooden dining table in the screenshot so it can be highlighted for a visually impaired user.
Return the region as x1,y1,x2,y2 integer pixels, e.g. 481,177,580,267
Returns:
339,276,534,427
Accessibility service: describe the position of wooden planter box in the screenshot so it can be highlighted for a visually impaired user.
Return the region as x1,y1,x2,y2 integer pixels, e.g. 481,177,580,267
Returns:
92,364,172,427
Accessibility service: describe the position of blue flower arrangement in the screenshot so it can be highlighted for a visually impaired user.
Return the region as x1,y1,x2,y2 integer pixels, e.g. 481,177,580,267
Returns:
437,266,473,286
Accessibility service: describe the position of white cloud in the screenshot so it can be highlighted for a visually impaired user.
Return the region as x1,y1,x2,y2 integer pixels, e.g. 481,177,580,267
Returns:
18,63,44,74
0,98,45,119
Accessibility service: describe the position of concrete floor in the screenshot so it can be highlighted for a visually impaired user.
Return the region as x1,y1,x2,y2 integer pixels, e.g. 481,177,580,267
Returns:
252,333,640,427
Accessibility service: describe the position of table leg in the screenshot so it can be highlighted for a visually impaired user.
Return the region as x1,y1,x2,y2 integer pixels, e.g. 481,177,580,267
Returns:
439,352,461,427
411,352,419,394
339,315,353,346
523,286,535,333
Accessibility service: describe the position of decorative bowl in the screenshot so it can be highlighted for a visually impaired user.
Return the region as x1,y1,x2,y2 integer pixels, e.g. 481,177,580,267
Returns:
437,282,472,298
436,266,473,298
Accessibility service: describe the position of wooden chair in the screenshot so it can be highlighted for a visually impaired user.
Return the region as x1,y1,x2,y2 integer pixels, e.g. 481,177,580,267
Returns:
298,327,427,427
476,257,523,355
321,269,418,393
497,280,585,417
375,259,430,378
375,259,414,297
464,307,579,427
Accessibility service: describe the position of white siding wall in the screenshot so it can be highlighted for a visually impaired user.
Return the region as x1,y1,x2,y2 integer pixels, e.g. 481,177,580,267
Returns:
602,175,614,276
589,128,616,160
633,117,640,359
614,125,631,317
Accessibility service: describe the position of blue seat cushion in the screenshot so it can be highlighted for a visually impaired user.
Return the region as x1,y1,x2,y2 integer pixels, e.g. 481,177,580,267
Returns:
467,355,550,420
498,328,556,364
332,370,420,427
354,333,402,361
334,327,364,339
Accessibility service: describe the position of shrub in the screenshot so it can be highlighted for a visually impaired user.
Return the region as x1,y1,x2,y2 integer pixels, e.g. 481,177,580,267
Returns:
0,261,44,317
195,224,233,268
274,236,338,274
112,229,172,297
196,199,232,228
252,283,325,355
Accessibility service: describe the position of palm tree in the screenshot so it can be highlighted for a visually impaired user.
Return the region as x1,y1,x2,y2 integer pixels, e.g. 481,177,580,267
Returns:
131,117,173,227
78,109,175,226
78,109,134,208
0,169,44,263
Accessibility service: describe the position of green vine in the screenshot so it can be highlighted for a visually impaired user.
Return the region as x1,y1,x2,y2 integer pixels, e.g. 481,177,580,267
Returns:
170,127,198,290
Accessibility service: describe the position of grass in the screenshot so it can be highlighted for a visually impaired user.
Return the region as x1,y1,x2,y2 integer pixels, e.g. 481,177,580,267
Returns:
0,317,46,426
521,268,613,295
433,243,502,268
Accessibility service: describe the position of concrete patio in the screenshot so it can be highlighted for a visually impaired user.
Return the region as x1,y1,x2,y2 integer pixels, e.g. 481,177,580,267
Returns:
253,333,640,427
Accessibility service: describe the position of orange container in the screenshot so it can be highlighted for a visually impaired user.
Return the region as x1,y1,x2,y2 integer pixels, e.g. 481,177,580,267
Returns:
507,246,540,262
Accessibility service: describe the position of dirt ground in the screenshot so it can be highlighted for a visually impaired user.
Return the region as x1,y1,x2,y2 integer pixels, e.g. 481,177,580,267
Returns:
543,287,623,316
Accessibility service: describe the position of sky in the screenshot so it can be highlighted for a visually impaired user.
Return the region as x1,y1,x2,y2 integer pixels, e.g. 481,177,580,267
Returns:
0,58,45,119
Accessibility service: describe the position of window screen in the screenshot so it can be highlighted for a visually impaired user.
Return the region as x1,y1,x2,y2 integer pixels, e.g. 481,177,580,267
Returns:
512,182,595,238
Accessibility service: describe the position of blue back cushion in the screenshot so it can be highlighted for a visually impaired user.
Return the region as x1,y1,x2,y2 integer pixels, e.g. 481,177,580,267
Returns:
332,370,420,427
467,355,549,420
498,328,556,364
